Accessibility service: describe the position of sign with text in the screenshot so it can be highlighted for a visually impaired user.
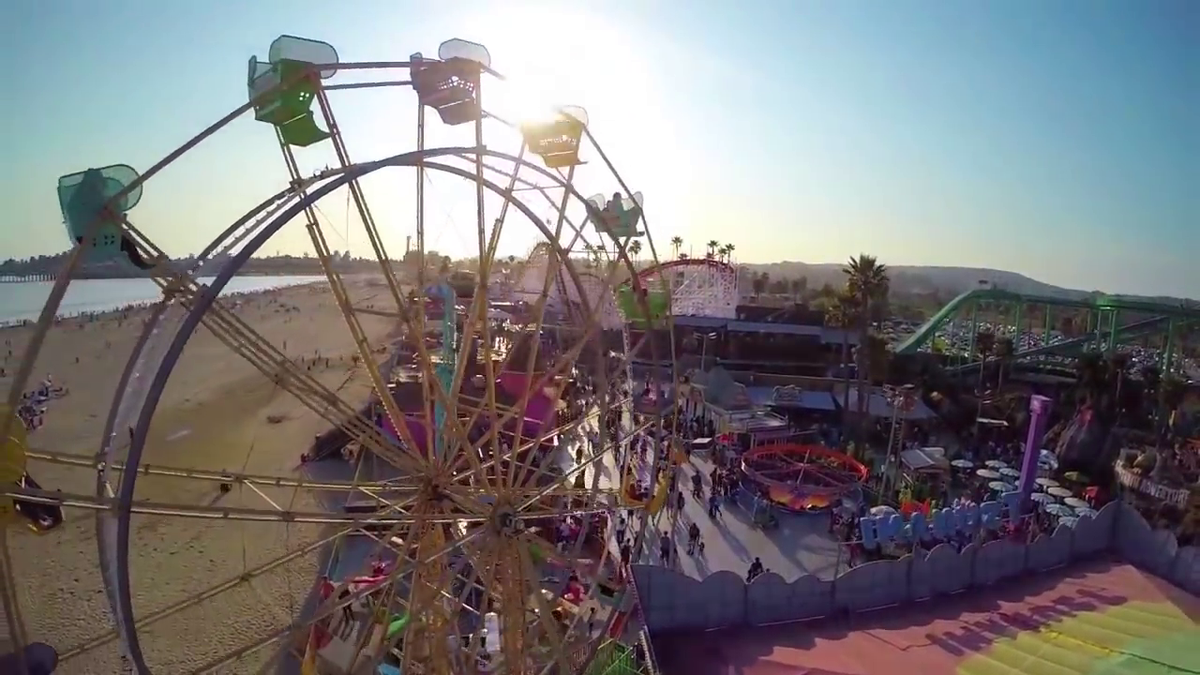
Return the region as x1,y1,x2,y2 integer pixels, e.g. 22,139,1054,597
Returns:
1115,465,1191,508
859,491,1024,550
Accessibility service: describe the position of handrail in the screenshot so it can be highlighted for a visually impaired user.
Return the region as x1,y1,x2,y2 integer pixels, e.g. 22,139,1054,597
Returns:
625,568,662,675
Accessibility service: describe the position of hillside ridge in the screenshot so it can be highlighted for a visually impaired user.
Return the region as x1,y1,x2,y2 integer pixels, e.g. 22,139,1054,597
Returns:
739,260,1195,305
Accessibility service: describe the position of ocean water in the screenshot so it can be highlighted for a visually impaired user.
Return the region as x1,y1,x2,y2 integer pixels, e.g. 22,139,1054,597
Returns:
0,276,327,325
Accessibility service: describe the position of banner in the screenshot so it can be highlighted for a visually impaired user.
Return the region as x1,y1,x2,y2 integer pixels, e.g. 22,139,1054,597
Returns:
1115,465,1190,507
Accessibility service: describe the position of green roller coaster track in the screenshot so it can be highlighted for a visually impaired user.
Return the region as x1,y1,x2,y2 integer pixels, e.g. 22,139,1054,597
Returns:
894,288,1200,356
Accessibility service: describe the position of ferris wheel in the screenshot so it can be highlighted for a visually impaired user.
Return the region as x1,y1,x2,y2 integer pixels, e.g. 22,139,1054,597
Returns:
1,35,676,675
620,258,740,320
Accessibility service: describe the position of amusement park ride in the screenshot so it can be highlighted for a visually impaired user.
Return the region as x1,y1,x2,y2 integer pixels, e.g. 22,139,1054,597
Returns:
0,34,695,675
894,287,1200,376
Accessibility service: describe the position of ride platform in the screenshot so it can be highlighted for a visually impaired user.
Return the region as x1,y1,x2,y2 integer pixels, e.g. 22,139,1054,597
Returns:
655,455,847,583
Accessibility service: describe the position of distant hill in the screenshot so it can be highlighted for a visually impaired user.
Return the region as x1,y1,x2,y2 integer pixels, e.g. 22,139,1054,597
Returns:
739,261,1196,305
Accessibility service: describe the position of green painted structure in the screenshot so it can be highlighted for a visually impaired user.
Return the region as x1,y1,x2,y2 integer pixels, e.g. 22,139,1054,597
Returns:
247,35,340,148
894,287,1199,374
585,642,642,675
56,164,143,262
617,287,670,327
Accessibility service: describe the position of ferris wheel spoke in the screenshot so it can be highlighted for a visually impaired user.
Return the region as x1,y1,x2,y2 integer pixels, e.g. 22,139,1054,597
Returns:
5,486,434,524
450,149,536,486
354,527,483,625
26,449,419,492
479,537,530,672
244,497,477,675
501,172,592,491
305,207,486,485
427,530,494,674
70,488,420,669
450,326,600,486
446,200,611,487
398,504,460,673
0,530,27,670
513,409,658,514
304,219,437,476
59,519,360,663
507,262,633,492
516,536,579,673
187,302,414,471
108,237,419,474
135,173,424,479
463,393,600,494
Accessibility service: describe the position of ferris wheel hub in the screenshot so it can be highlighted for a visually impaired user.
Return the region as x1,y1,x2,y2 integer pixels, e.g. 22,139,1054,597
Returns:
417,477,453,506
489,504,521,537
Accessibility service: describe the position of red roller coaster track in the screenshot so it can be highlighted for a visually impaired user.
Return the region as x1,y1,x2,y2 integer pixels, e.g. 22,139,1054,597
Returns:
623,258,738,290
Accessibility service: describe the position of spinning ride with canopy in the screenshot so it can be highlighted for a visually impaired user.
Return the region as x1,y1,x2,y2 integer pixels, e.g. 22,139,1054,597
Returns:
1,34,674,675
741,444,868,512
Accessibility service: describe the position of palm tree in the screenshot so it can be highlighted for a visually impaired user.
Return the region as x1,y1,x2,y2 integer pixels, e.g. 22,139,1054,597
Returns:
843,254,889,431
1107,351,1130,420
825,292,858,428
865,333,891,384
706,240,720,258
670,236,683,258
974,330,996,393
1140,363,1162,428
628,239,642,264
790,277,806,302
1074,351,1110,408
994,335,1014,391
972,330,995,428
1161,375,1187,444
751,272,767,299
723,243,736,263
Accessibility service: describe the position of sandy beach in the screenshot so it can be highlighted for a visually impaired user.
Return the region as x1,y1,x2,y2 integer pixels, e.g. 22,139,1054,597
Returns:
3,278,399,673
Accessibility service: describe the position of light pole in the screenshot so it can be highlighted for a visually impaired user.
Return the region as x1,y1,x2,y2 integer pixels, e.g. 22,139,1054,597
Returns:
699,331,718,370
882,384,916,497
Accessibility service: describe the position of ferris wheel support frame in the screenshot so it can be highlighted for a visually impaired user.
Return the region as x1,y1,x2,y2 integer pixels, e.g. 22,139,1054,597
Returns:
95,152,652,674
4,52,675,669
7,162,667,672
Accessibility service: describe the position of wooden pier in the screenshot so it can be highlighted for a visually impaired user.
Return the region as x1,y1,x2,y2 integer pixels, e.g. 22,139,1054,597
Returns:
0,273,56,283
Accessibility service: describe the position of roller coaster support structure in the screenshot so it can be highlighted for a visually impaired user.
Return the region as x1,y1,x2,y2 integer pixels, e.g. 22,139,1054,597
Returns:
895,287,1200,374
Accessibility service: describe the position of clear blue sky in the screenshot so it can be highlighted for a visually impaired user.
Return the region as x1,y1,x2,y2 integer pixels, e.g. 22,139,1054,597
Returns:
3,0,1197,298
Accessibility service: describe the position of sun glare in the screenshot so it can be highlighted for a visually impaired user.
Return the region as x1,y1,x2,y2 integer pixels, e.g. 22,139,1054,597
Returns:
457,4,650,129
